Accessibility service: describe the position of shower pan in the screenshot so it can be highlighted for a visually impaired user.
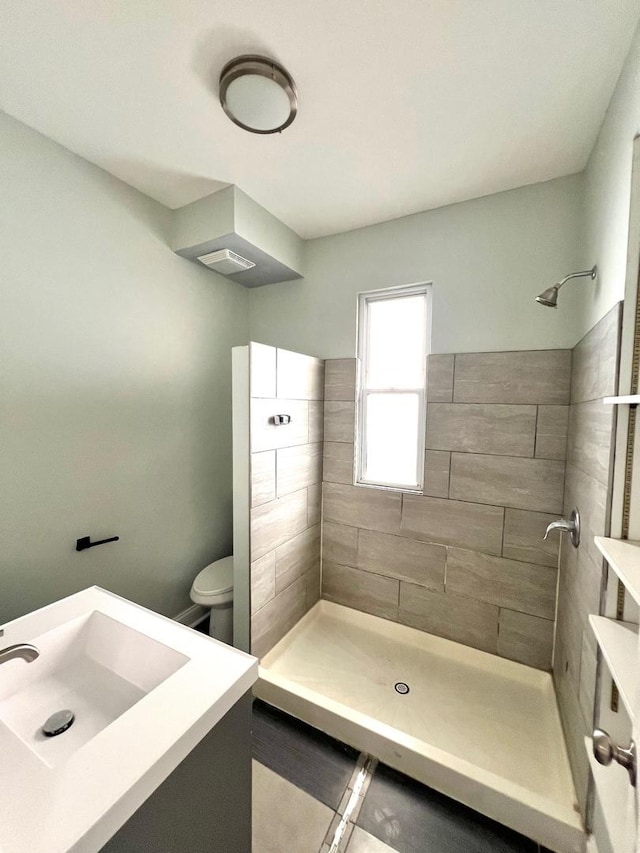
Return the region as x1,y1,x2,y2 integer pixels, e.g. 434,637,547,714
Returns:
256,601,584,853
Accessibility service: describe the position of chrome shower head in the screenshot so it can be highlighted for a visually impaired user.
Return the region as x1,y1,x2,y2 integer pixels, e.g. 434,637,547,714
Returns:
536,286,559,308
535,266,597,308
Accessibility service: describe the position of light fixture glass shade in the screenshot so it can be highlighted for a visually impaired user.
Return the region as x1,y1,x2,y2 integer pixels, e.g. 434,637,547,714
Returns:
219,55,297,134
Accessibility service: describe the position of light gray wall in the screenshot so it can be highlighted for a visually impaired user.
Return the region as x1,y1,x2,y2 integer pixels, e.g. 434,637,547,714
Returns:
248,174,584,358
581,24,640,337
0,113,249,624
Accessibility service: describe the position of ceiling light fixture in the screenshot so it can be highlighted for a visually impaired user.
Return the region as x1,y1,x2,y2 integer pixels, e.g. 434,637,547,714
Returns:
219,55,298,135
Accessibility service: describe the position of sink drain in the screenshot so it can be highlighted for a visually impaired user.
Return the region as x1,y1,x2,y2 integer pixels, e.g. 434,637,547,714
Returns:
42,709,75,737
394,682,410,695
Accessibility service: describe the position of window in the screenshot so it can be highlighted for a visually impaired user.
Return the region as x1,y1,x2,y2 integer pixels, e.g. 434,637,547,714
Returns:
357,284,430,491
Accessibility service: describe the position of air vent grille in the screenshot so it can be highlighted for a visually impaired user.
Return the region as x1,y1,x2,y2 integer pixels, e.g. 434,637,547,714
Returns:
196,248,256,274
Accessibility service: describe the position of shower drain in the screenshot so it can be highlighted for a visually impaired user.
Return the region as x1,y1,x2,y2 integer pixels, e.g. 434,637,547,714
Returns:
394,682,410,695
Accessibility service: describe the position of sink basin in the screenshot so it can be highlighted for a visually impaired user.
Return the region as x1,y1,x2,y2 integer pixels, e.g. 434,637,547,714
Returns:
0,611,188,767
0,586,257,853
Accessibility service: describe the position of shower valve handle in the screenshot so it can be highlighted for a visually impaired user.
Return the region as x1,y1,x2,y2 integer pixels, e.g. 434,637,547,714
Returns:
542,508,580,548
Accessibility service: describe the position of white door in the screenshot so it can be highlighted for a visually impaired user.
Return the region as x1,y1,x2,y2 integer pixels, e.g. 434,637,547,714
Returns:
588,620,638,853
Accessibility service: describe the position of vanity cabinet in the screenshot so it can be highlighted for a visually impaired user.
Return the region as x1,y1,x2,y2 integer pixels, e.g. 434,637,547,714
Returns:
101,692,252,853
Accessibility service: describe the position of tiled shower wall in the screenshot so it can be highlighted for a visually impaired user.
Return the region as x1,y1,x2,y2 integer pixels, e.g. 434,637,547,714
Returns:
248,344,324,658
322,350,571,670
553,304,621,813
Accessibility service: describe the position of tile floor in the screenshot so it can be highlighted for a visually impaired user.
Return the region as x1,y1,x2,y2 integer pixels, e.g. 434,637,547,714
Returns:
252,700,553,853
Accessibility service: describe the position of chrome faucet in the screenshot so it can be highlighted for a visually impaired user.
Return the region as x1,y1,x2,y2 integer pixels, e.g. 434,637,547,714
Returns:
543,508,580,548
0,643,40,665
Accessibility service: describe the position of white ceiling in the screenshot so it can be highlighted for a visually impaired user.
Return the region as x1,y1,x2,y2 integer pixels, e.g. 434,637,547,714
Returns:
1,1,638,239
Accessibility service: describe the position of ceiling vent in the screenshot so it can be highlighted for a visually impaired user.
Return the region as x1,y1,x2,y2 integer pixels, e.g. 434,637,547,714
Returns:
196,248,256,274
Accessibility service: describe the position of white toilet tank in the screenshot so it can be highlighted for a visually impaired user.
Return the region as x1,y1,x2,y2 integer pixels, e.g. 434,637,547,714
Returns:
190,556,234,644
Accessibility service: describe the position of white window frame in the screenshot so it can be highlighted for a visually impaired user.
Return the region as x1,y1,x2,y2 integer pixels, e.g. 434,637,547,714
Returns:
356,282,431,492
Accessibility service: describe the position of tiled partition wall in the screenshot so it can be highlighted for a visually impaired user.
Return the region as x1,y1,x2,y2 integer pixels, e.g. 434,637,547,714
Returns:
248,344,324,658
553,304,621,813
322,350,571,670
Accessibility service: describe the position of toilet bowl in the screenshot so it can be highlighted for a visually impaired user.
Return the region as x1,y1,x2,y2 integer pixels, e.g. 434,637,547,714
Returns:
189,556,234,644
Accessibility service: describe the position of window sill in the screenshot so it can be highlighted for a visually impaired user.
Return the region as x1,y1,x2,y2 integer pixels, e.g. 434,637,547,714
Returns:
354,480,423,495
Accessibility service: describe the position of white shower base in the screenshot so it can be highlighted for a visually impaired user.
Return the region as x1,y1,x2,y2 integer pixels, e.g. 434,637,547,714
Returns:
256,600,584,853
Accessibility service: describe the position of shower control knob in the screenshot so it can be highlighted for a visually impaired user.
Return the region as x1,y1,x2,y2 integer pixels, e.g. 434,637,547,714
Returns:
593,729,636,786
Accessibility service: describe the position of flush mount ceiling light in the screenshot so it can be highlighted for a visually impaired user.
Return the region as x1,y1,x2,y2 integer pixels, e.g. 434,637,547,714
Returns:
219,55,297,135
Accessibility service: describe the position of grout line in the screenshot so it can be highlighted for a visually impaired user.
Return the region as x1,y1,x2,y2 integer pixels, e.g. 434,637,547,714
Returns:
451,353,456,403
319,754,377,853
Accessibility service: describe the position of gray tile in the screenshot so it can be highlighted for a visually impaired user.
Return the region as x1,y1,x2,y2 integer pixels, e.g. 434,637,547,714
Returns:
276,348,324,400
357,761,537,853
571,303,621,403
426,354,454,402
250,342,276,398
554,582,588,686
578,628,598,729
325,358,358,401
252,760,333,853
535,405,569,460
275,524,321,594
423,450,450,498
399,583,498,654
446,548,557,619
323,483,402,534
324,400,355,443
553,666,590,814
323,521,358,567
596,303,622,400
323,441,354,485
251,575,308,658
401,494,504,556
426,403,536,456
251,451,276,507
277,443,323,497
322,561,400,620
556,521,603,621
347,827,396,853
357,529,445,590
251,490,308,560
305,563,321,608
251,551,276,615
497,610,554,670
251,398,309,452
309,401,325,443
563,462,610,570
252,700,358,811
449,453,565,513
567,401,615,486
307,483,322,527
453,350,571,404
502,508,560,568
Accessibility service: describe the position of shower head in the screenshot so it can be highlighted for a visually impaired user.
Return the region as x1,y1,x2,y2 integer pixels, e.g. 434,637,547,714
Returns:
535,286,559,308
535,266,597,309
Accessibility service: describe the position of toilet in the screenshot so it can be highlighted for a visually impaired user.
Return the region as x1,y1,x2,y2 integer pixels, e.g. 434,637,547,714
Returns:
189,556,234,644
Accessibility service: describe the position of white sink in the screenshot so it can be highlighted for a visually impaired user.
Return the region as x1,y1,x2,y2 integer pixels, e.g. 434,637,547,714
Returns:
0,587,257,853
0,611,188,767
